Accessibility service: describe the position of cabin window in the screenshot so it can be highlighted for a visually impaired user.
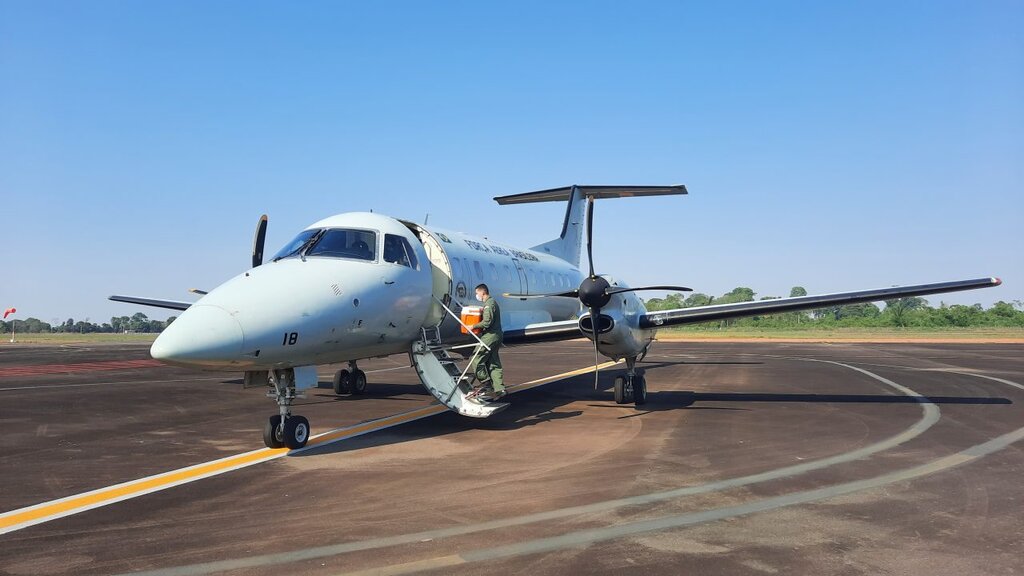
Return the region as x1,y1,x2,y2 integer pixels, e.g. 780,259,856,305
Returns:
473,260,484,282
304,228,377,261
383,234,419,269
503,265,513,282
450,257,462,279
488,263,499,282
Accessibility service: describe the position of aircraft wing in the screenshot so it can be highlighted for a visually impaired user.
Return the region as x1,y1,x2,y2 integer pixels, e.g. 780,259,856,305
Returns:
639,277,1002,329
109,295,193,311
502,319,582,346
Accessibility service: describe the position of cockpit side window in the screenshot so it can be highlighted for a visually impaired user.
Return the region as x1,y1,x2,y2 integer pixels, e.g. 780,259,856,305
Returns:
306,229,377,261
383,234,419,269
271,229,321,261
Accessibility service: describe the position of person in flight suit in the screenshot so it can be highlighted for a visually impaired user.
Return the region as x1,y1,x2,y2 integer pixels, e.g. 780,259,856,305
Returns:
466,283,505,401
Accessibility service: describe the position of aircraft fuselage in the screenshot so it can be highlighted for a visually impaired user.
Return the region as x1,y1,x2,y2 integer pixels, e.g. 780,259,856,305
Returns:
151,212,593,370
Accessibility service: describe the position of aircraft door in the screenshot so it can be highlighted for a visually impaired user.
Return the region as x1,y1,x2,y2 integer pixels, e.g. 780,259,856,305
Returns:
402,223,452,328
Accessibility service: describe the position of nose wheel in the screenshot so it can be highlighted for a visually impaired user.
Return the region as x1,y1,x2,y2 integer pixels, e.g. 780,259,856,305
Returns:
613,356,647,406
263,369,312,449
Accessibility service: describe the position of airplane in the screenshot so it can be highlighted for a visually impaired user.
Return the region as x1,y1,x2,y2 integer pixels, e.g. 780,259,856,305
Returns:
111,185,1002,450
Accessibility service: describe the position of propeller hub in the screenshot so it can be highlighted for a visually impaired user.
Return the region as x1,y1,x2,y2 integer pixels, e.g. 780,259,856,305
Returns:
579,276,611,309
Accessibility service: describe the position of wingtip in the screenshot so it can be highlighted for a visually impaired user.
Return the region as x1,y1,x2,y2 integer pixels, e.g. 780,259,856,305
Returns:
993,277,1002,286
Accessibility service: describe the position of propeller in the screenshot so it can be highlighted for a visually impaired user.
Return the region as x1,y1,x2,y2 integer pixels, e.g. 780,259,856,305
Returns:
582,198,605,389
252,214,268,268
561,197,697,388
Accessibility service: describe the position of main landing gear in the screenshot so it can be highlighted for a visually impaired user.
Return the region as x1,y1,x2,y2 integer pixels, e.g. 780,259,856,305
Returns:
263,369,311,450
613,356,647,407
332,361,368,395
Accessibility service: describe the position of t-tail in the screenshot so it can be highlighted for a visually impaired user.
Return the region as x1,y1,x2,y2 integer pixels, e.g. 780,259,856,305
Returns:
493,185,687,267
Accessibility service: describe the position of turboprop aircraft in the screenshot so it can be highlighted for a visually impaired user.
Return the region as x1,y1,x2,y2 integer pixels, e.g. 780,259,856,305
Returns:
111,185,1002,450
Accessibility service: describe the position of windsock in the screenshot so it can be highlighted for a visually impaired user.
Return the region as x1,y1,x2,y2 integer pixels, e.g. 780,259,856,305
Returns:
3,307,15,319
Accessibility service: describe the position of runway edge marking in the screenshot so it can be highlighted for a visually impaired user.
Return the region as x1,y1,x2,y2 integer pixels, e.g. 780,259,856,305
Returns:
0,361,617,536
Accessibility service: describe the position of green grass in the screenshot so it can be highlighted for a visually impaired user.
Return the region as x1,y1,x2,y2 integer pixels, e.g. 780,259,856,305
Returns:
656,326,1024,340
1,333,160,345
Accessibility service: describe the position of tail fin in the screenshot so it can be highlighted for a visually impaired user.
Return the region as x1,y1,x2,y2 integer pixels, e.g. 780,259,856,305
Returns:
493,185,686,267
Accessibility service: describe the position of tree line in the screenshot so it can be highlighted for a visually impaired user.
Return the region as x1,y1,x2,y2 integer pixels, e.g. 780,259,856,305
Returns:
643,286,1024,328
3,289,1022,335
0,313,176,334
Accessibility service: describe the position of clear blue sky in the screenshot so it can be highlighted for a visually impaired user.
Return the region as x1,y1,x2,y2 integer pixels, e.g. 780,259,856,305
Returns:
1,1,1021,324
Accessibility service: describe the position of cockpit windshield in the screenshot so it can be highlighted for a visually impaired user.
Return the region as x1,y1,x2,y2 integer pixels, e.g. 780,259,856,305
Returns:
271,228,378,262
307,229,377,261
271,229,320,261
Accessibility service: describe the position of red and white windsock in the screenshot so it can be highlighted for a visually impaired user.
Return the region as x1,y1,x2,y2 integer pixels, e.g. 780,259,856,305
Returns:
3,307,15,319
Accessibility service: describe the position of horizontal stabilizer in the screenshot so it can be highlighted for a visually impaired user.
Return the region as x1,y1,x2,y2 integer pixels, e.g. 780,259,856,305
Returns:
495,185,686,205
109,295,193,311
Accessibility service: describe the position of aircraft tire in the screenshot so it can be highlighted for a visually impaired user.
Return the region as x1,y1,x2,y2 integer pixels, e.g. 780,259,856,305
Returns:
263,415,284,449
351,370,368,395
613,376,628,404
283,415,310,449
634,374,647,406
333,369,351,395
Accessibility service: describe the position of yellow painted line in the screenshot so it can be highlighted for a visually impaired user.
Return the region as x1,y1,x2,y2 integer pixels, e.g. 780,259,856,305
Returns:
0,361,618,535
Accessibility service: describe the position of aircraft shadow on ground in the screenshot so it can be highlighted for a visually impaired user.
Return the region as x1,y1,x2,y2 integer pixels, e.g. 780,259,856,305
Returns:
619,389,1012,414
293,373,615,457
292,372,1012,457
640,360,765,368
308,381,429,402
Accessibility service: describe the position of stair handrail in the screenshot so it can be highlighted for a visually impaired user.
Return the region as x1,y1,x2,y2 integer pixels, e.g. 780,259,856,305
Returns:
432,295,491,352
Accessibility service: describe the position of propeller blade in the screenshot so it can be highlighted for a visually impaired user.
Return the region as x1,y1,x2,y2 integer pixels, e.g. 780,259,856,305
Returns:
502,290,580,299
606,285,693,295
590,306,601,389
188,288,208,295
252,214,268,268
585,196,595,278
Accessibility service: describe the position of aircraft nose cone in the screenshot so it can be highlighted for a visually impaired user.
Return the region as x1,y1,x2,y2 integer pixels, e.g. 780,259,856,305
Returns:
151,305,244,367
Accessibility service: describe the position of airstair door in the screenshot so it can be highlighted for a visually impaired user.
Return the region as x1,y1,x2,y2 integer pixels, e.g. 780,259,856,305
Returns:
410,328,509,418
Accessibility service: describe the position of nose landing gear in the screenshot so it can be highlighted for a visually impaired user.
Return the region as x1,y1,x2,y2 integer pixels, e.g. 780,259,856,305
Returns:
613,356,647,406
263,369,311,449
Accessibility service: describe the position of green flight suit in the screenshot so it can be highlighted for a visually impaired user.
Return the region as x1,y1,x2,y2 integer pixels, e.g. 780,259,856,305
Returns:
469,296,504,393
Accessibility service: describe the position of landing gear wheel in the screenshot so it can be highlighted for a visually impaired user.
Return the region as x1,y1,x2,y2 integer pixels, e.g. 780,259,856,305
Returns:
614,375,632,404
613,376,625,404
263,415,284,448
351,369,368,395
333,369,351,395
282,415,310,449
634,373,647,406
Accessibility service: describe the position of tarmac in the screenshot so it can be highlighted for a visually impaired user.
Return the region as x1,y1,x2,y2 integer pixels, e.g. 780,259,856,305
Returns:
0,340,1022,575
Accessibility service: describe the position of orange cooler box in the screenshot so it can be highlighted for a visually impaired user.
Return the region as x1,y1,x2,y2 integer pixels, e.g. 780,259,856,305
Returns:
461,306,483,335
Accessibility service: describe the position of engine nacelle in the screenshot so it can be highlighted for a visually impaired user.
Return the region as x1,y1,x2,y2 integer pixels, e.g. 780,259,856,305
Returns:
578,280,655,360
